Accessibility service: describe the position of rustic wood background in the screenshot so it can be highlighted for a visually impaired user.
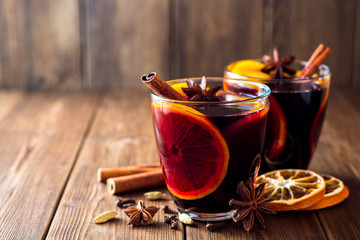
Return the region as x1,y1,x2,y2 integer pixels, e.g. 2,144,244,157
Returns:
0,0,359,90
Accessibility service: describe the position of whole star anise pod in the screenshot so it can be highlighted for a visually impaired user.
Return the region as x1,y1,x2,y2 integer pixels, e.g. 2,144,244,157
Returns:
229,177,276,231
124,200,159,225
181,76,223,101
261,48,296,79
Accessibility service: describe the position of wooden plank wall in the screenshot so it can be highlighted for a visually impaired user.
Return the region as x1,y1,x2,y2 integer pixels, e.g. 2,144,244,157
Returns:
0,0,81,90
0,0,359,90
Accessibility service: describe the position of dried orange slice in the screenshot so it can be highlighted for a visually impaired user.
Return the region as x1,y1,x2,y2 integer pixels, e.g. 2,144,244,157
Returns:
152,102,229,200
255,169,325,211
304,174,349,210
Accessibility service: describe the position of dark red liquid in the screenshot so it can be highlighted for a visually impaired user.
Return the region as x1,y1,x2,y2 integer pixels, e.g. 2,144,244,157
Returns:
152,103,268,213
261,86,329,172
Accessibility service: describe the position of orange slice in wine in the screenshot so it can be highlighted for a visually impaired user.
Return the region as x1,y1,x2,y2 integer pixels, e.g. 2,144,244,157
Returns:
152,102,229,200
228,60,271,79
309,87,329,156
171,82,188,97
265,95,287,161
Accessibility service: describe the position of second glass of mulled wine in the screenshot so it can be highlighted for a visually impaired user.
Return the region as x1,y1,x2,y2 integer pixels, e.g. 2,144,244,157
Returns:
225,59,331,173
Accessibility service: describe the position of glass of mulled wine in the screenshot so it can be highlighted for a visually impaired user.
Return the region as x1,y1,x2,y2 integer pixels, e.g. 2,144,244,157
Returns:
224,60,331,173
150,77,270,221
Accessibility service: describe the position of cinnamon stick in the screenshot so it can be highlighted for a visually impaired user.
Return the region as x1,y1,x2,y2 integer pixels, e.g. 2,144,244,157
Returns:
141,72,187,101
97,164,161,182
300,44,331,78
107,170,165,195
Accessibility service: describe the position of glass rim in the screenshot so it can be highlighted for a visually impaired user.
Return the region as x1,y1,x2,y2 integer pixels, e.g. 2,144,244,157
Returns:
150,77,271,106
224,59,331,83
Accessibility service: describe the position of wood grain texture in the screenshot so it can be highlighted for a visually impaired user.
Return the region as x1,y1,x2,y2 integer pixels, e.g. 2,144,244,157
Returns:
353,1,360,88
0,92,98,239
262,0,274,53
170,0,263,79
0,0,81,90
46,91,182,239
1,0,360,89
268,0,356,87
0,91,24,122
187,212,327,240
83,0,170,89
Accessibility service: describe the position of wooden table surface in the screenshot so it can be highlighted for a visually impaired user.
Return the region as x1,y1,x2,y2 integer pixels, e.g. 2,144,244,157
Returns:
0,88,359,240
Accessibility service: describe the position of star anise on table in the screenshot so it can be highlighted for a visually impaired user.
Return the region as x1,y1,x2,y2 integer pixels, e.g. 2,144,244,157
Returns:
229,177,276,232
261,48,296,79
124,200,159,225
181,76,223,101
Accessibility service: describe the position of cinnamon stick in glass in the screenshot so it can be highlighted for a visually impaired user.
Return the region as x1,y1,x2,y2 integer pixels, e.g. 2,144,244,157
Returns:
107,170,165,195
141,72,187,101
300,44,331,78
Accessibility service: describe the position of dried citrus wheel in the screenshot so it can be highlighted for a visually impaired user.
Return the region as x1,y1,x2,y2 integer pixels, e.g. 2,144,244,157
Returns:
304,174,349,210
152,102,229,200
228,60,271,79
255,169,325,211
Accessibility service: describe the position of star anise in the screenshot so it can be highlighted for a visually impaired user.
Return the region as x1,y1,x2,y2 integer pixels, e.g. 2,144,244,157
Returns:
181,76,223,101
261,48,296,79
124,200,159,225
229,177,276,231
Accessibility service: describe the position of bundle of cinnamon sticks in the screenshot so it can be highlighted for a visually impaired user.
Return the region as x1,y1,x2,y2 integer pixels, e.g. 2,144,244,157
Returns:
98,164,165,195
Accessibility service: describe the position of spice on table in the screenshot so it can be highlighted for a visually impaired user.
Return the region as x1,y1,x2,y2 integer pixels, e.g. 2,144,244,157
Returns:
164,215,178,230
107,170,165,195
229,177,276,231
124,200,159,225
164,215,177,224
115,198,136,208
170,220,178,229
206,222,227,232
144,191,165,200
178,213,193,225
98,164,161,182
93,210,118,224
161,205,178,214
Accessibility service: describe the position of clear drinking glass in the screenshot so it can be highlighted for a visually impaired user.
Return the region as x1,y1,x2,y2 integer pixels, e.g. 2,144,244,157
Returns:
225,60,331,173
150,77,270,221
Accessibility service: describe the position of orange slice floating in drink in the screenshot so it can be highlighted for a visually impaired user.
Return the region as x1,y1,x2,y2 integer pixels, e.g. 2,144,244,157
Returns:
152,102,229,200
228,60,271,79
304,174,349,210
255,169,326,211
265,95,287,161
170,82,188,98
309,87,329,156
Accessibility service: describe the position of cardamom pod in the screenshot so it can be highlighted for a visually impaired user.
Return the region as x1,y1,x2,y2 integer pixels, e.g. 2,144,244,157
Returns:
178,213,193,225
93,210,118,224
144,191,165,200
